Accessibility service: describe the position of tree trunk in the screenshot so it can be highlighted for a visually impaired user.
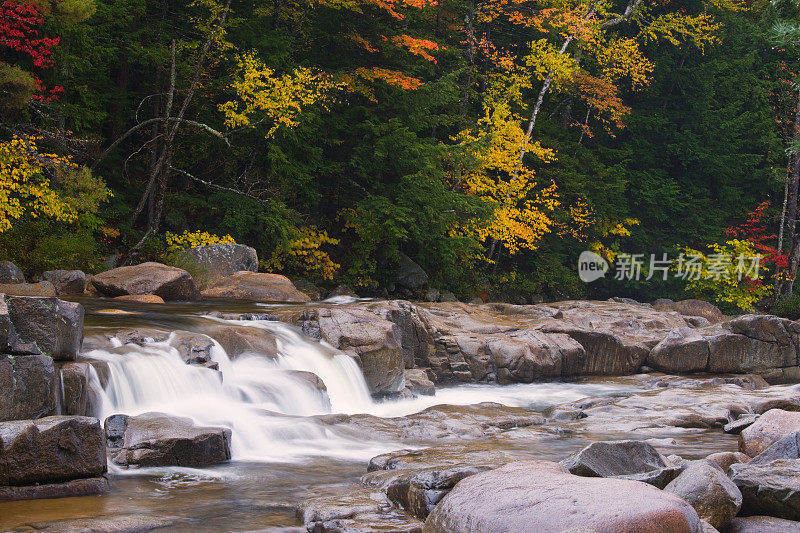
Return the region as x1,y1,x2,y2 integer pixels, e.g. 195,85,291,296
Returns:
779,91,800,296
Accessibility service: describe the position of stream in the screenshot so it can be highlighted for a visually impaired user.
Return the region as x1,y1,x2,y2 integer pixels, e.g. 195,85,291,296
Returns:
0,299,744,532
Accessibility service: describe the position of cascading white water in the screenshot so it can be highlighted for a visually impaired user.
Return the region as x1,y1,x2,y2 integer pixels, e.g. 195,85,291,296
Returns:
84,319,393,462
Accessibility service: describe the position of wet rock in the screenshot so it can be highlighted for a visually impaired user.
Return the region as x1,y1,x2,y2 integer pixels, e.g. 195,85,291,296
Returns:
25,514,179,532
306,307,405,395
293,279,322,301
725,415,759,434
0,475,109,502
168,330,216,366
363,445,518,520
204,323,278,359
664,460,742,529
396,252,428,290
739,409,800,457
0,281,56,296
404,369,435,396
705,451,750,473
724,516,800,532
177,242,258,287
113,294,166,303
57,361,92,416
298,485,424,533
423,460,701,533
560,440,670,478
5,295,83,360
42,270,86,296
0,416,106,487
288,370,327,392
0,260,24,283
92,262,200,301
729,459,800,520
105,412,232,467
0,354,57,421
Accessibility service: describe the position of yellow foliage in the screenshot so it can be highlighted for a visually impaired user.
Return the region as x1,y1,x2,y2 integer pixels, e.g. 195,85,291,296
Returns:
0,136,80,232
639,13,720,52
451,82,564,255
219,51,342,137
524,39,579,91
165,230,236,253
264,227,340,280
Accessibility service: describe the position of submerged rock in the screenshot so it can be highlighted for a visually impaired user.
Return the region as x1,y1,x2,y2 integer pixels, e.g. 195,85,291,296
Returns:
113,294,166,303
423,460,701,533
0,281,56,297
92,262,200,301
24,514,180,532
105,412,232,467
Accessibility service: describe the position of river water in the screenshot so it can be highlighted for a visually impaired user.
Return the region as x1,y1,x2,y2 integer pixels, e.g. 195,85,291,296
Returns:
0,299,743,531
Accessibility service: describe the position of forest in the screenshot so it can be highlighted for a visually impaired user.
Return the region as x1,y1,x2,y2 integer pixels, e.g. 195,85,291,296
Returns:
2,0,799,311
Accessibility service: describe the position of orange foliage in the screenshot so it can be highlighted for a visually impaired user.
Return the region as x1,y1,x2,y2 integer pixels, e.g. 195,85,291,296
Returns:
390,34,439,62
355,67,424,89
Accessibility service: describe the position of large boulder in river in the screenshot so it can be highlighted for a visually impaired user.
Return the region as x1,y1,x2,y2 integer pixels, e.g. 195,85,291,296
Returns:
0,354,57,421
725,516,800,532
395,252,429,290
201,271,309,302
203,323,278,359
739,409,800,457
0,416,106,486
0,260,24,284
56,362,93,416
177,243,258,287
91,262,200,301
654,299,725,323
664,460,742,529
105,412,232,467
41,270,86,296
0,281,56,297
423,460,701,533
6,295,84,359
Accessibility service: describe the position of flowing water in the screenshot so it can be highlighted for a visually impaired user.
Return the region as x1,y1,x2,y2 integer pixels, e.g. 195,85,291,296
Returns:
0,299,742,531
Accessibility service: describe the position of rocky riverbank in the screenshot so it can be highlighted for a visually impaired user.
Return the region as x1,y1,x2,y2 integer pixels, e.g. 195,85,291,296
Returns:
1,245,800,532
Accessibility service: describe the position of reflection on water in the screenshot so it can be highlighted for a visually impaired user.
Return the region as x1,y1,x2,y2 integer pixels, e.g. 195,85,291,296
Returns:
0,299,752,531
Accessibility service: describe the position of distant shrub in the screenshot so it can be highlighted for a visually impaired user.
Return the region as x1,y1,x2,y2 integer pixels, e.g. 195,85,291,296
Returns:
773,293,800,320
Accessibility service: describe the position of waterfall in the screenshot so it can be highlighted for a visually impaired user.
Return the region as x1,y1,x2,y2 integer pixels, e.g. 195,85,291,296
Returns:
84,320,390,462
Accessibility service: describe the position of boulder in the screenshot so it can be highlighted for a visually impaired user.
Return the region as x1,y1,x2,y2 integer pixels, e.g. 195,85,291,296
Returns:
729,459,800,520
177,243,258,287
0,354,57,421
0,281,56,297
0,416,106,486
725,415,759,435
748,432,800,465
0,260,24,283
20,515,179,532
6,296,84,360
41,270,86,296
167,331,217,366
739,409,800,457
648,327,710,372
405,369,435,396
315,307,404,395
105,412,232,467
396,253,428,290
560,440,671,480
664,460,742,529
201,271,310,302
113,294,165,304
423,460,701,533
91,262,200,301
725,516,800,532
